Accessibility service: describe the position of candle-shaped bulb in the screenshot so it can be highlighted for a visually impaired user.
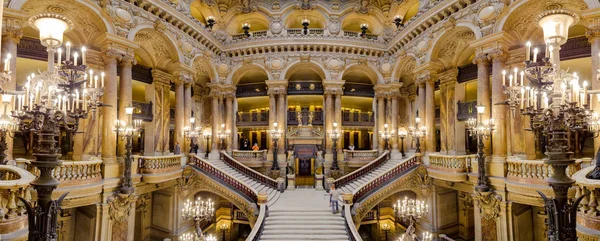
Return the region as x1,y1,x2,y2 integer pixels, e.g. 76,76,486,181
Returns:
73,52,79,66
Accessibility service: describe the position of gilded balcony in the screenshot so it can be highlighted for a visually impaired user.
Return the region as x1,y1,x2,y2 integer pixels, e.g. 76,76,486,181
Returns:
427,154,476,182
135,155,184,184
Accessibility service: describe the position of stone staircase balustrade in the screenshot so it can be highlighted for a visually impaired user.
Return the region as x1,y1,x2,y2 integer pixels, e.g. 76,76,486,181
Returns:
231,150,267,168
352,155,419,203
221,152,281,191
334,151,389,189
427,154,476,182
0,165,35,239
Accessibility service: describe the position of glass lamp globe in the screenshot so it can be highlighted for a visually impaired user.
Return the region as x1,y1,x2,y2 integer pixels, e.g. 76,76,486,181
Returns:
29,14,73,48
537,10,577,45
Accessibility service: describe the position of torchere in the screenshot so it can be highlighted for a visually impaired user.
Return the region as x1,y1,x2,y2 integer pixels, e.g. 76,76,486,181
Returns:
398,127,407,158
270,122,282,170
360,23,368,38
185,117,201,154
408,112,426,154
204,130,212,158
466,105,495,192
329,122,340,170
206,16,216,29
242,23,251,38
379,123,394,151
11,13,105,241
114,107,142,194
502,9,587,241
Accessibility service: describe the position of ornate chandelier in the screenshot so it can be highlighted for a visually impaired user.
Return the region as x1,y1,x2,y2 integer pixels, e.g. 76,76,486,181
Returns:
182,197,215,239
408,115,426,153
393,197,429,241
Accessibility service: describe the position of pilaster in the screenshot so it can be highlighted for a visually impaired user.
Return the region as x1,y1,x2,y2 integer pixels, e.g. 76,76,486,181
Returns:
438,69,459,155
146,69,172,156
323,80,344,163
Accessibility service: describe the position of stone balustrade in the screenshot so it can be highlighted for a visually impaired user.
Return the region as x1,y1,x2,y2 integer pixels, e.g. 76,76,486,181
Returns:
344,150,380,168
15,158,103,188
232,150,268,168
427,154,476,182
0,165,35,238
135,155,184,183
506,157,581,199
573,166,600,240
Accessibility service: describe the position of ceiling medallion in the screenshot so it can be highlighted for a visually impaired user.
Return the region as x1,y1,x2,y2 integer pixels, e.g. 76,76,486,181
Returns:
47,5,65,14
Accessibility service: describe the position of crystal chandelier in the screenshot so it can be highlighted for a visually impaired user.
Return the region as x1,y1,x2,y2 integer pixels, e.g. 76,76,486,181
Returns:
180,233,217,241
502,9,586,241
393,197,429,241
398,231,432,241
182,197,215,238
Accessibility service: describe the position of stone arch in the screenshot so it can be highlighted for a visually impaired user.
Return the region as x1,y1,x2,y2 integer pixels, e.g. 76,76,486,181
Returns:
131,27,182,72
391,55,418,83
282,8,328,29
495,0,589,44
191,55,217,86
17,0,115,48
229,63,272,85
428,27,477,71
282,61,330,80
341,64,380,84
223,12,270,36
341,12,386,35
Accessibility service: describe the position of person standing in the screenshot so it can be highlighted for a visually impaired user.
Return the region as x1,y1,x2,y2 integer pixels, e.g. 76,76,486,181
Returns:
252,143,260,151
174,142,181,155
329,184,341,214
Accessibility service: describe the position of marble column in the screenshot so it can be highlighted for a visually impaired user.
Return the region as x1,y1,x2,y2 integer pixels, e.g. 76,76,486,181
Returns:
425,79,436,153
372,98,378,150
174,79,185,152
417,81,426,149
145,70,171,156
268,93,277,154
325,93,334,153
233,98,238,150
588,25,600,154
1,28,20,161
377,95,385,152
334,93,342,152
184,82,192,152
439,84,448,154
490,51,508,176
454,82,466,154
475,54,492,155
102,53,118,164
438,69,459,154
391,94,399,152
117,58,134,157
210,93,220,155
277,93,286,153
225,95,234,152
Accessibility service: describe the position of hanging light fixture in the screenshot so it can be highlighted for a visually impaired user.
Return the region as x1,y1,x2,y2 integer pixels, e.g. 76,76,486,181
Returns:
206,16,216,29
360,23,369,38
302,18,310,35
394,15,404,28
242,23,251,38
394,197,429,241
182,197,215,239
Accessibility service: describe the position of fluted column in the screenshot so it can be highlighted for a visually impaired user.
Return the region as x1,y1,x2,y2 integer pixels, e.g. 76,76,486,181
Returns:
184,82,192,151
474,53,492,155
174,78,185,152
277,93,287,153
325,93,334,153
1,25,21,161
225,95,234,152
101,52,119,163
268,93,277,154
377,95,385,152
490,50,508,168
425,78,436,153
117,57,134,157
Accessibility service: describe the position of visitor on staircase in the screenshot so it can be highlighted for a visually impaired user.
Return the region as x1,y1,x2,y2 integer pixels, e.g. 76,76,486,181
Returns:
330,184,341,214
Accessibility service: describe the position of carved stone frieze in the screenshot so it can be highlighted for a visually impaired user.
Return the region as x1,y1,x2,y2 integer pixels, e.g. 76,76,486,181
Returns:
472,191,502,220
107,193,137,223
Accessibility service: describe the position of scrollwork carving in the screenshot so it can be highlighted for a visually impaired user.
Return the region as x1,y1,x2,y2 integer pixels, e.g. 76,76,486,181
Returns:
472,191,502,220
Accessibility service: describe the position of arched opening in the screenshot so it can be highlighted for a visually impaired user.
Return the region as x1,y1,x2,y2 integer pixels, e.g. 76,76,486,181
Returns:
341,65,376,154
234,65,270,153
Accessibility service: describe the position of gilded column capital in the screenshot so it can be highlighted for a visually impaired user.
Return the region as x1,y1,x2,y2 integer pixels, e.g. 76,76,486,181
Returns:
438,68,459,86
473,52,490,66
172,70,193,85
583,10,600,41
98,33,140,63
265,80,288,96
323,80,345,96
119,53,136,68
2,10,25,43
488,48,507,63
151,69,173,86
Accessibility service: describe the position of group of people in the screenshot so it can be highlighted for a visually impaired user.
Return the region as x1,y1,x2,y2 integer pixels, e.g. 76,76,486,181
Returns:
173,140,200,155
240,135,260,151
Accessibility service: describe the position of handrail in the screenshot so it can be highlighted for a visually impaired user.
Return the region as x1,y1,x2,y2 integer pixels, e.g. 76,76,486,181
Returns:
16,158,103,187
232,150,268,162
334,151,389,188
221,151,279,191
428,154,476,173
507,158,582,185
137,154,182,173
353,154,418,203
344,150,380,159
343,204,362,241
190,155,258,203
246,204,268,241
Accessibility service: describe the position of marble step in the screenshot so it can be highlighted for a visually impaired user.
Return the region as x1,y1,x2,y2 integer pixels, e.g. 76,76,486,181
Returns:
260,234,349,240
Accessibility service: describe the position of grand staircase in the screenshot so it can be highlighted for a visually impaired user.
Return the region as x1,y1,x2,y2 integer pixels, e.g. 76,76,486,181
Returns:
261,189,349,241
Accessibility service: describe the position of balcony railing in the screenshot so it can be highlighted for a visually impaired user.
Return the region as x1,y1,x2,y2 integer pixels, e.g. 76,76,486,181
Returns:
232,31,269,41
334,151,389,189
427,154,476,182
231,150,267,168
286,28,325,36
343,30,378,40
136,155,183,183
246,204,267,241
342,111,374,127
288,110,324,126
344,150,379,168
221,152,280,191
17,159,103,188
353,154,418,203
0,165,34,238
132,101,153,121
506,158,581,198
457,100,477,121
237,111,269,126
573,166,600,237
190,155,258,203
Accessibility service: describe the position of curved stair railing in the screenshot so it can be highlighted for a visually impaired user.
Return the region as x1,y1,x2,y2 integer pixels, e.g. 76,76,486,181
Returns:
190,154,258,203
333,150,390,188
343,203,362,241
221,151,282,191
246,204,268,241
352,154,419,203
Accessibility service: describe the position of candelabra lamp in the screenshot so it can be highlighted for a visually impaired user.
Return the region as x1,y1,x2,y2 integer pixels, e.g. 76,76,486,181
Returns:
381,223,390,241
182,197,215,239
185,117,201,154
394,197,429,241
206,16,216,29
270,122,282,170
466,105,495,192
302,19,310,35
242,23,251,38
114,107,142,194
398,127,407,158
217,123,229,151
220,223,229,241
408,113,426,154
11,13,105,241
329,122,341,170
394,15,404,28
360,23,368,38
501,9,588,241
379,123,394,151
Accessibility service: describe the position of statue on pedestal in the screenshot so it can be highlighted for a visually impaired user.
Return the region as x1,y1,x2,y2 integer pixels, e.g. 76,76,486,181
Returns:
286,147,295,175
308,111,314,126
297,112,303,126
